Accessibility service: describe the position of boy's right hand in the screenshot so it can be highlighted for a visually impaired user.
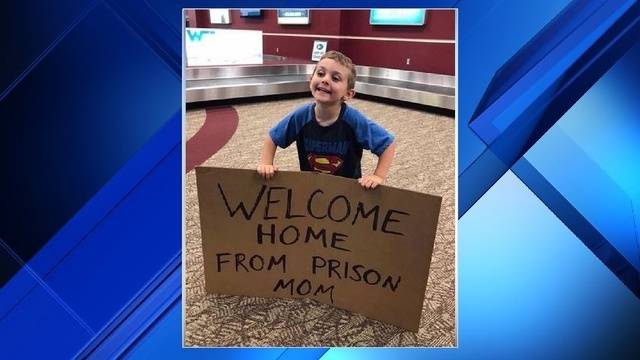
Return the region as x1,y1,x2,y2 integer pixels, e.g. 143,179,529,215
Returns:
257,164,278,179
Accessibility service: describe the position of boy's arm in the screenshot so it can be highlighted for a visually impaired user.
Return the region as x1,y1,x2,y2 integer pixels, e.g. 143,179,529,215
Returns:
373,141,396,180
257,136,278,179
359,141,396,189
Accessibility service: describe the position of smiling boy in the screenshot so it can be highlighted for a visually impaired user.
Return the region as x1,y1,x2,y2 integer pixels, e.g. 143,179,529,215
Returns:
258,51,396,189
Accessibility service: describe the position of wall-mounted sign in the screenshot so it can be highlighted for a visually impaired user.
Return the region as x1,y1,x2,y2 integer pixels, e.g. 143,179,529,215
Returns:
209,9,231,24
277,9,310,25
185,28,263,66
370,9,426,26
311,40,328,61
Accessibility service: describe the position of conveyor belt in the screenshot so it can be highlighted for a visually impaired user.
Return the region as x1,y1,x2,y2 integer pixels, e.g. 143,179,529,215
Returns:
186,75,311,102
357,76,455,96
185,64,455,110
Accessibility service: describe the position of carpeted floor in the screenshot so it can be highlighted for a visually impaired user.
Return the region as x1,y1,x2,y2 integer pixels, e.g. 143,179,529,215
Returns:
184,96,456,347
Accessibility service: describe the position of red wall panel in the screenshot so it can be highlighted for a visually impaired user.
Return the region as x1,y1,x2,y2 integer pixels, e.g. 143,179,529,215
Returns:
185,10,197,27
263,36,340,61
196,10,342,35
340,10,454,39
341,39,454,74
194,10,211,28
190,9,455,74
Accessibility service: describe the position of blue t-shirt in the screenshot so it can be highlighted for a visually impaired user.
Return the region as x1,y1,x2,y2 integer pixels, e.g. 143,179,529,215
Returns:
269,103,394,179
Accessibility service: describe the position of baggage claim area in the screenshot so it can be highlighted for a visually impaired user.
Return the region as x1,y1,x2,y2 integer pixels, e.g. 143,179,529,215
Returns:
184,9,456,346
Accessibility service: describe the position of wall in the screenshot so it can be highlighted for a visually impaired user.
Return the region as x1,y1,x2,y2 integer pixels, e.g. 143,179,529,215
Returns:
192,9,455,75
339,10,454,74
185,9,196,27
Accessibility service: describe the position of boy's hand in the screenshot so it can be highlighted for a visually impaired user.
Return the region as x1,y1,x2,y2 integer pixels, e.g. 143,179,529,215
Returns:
257,164,278,179
358,174,384,189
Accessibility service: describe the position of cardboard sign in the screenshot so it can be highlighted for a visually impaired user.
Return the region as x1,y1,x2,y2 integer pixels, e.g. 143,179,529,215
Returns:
195,167,441,331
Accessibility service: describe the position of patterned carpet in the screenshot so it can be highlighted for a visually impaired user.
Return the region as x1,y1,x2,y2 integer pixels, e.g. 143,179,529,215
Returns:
184,96,456,346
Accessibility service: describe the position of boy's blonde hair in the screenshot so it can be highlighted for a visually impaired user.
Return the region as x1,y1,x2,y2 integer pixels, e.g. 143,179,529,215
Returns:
316,50,357,90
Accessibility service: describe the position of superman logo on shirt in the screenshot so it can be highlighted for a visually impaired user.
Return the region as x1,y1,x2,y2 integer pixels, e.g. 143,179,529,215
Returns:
307,154,344,175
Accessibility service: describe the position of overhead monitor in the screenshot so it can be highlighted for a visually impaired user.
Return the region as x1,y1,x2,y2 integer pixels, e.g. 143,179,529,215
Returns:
370,9,426,26
239,9,262,17
277,9,310,25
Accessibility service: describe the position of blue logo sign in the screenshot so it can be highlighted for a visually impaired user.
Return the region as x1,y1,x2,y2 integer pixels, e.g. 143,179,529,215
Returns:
187,29,216,42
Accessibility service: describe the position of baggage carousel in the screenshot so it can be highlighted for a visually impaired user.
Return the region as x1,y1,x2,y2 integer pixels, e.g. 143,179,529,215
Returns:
186,63,455,110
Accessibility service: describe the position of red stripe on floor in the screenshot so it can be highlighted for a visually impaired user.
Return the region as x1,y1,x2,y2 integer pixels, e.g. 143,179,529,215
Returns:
186,106,238,173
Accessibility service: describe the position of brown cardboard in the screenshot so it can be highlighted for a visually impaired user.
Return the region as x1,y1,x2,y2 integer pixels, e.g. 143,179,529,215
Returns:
195,166,442,331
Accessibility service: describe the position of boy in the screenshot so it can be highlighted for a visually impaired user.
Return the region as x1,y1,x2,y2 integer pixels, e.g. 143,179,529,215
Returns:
257,51,396,189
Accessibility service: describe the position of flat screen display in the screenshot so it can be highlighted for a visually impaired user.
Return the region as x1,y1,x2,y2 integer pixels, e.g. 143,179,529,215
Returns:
240,9,262,17
277,9,310,25
370,9,426,26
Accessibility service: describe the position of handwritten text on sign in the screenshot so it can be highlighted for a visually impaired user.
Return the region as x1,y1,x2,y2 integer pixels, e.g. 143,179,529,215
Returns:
195,167,441,331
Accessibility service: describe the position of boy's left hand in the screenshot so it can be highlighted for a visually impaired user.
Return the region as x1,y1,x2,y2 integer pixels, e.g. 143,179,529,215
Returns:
358,174,384,189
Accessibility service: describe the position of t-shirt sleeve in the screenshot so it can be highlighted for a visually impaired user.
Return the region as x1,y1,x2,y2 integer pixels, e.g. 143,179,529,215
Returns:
345,107,395,156
268,105,310,148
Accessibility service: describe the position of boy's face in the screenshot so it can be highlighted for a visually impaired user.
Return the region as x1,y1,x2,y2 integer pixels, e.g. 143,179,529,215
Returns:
310,58,355,105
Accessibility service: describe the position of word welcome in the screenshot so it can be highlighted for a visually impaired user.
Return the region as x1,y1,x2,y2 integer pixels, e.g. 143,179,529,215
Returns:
217,184,409,236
